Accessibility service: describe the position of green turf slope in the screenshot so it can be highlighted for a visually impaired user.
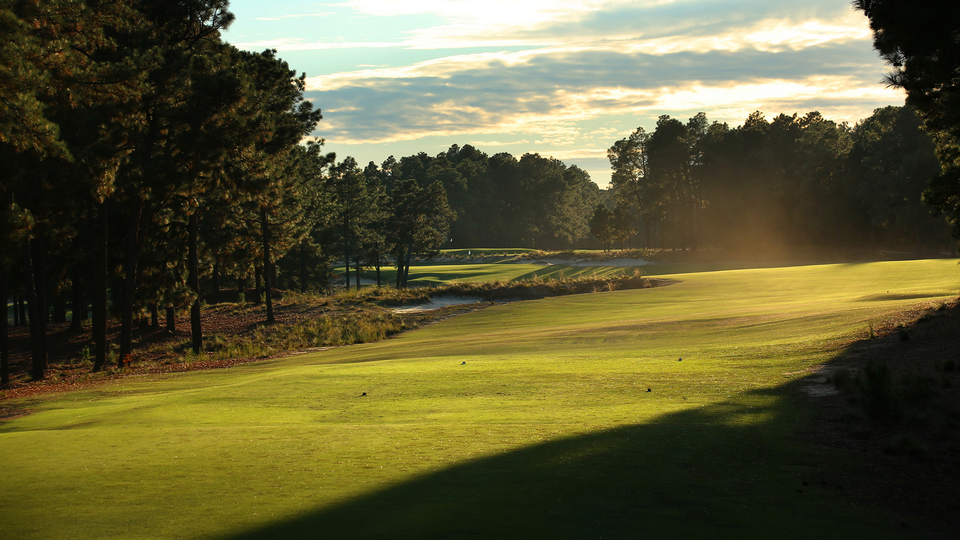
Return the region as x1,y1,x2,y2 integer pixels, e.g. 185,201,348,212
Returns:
358,260,634,286
1,260,957,539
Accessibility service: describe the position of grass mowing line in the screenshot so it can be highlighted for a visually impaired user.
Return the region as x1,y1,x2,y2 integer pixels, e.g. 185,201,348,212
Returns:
0,259,957,539
347,262,638,287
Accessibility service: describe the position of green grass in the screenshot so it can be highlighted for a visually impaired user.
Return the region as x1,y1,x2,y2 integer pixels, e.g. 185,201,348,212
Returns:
356,262,639,287
441,247,539,256
2,259,958,539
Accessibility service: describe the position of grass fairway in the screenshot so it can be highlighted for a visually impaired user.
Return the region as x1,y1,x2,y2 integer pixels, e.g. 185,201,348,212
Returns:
2,260,958,539
360,261,637,286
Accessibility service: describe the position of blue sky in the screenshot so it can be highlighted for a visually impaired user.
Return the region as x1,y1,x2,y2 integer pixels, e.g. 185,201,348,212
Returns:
223,0,903,187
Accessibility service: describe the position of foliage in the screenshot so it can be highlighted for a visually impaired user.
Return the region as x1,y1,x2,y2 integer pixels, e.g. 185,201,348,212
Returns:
0,1,327,376
610,108,952,252
854,0,960,236
590,204,615,251
200,309,405,360
387,177,457,288
365,145,601,250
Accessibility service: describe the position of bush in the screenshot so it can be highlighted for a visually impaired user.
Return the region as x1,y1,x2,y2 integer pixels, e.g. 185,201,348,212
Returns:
858,360,898,422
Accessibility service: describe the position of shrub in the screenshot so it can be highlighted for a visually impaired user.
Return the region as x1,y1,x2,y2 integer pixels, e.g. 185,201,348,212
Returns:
858,360,898,422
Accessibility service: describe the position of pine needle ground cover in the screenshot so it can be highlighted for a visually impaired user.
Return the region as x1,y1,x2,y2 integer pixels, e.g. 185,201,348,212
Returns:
2,260,958,539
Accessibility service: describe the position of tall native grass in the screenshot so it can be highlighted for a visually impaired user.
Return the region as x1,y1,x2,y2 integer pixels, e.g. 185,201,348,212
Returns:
198,310,406,361
329,268,649,305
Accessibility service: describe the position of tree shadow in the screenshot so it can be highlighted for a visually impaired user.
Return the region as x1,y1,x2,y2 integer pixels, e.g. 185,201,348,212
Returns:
220,375,928,540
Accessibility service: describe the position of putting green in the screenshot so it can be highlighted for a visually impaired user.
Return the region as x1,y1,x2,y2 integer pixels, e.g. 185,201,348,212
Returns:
1,260,957,539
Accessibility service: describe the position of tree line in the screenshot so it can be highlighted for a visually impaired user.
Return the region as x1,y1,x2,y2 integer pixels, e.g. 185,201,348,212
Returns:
0,0,329,380
362,146,601,250
302,146,603,291
0,2,453,382
0,1,603,382
605,106,952,253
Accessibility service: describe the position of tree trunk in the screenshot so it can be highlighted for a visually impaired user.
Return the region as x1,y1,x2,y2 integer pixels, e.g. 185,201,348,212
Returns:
212,263,221,293
254,266,262,305
119,200,151,361
402,238,414,289
53,295,67,323
18,295,26,327
22,239,47,380
261,209,274,324
166,306,175,333
119,212,138,360
188,211,202,354
343,219,351,290
13,294,20,327
150,304,159,329
34,238,49,327
1,262,9,385
395,247,405,289
92,206,108,372
238,277,246,302
70,266,85,331
355,259,361,291
297,241,307,294
299,243,306,293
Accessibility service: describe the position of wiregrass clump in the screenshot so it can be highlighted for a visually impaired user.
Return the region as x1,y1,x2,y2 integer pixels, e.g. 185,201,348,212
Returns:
833,360,947,424
56,270,652,377
832,359,959,457
272,311,404,348
200,310,406,361
514,248,659,262
336,286,432,306
436,268,651,300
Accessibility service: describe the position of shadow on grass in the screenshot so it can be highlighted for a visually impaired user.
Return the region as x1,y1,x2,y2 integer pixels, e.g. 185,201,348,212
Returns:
221,377,922,540
363,263,634,287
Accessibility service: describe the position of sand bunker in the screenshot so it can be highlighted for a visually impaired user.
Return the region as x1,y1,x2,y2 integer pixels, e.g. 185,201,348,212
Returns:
530,258,654,267
390,296,485,313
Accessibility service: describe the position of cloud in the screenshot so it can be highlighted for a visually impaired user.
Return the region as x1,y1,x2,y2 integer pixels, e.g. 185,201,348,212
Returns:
307,40,900,145
545,148,610,160
228,0,906,186
341,0,616,23
333,0,868,51
467,140,531,148
230,39,401,51
241,1,866,53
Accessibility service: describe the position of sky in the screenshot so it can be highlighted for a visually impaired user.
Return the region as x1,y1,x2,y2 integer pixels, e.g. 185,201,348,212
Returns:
222,0,904,188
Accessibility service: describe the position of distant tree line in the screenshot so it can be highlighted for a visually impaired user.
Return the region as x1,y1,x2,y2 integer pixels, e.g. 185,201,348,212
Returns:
361,146,601,251
606,106,952,253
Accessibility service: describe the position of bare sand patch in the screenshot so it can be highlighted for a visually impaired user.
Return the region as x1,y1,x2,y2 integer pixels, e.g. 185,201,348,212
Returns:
528,258,654,267
390,296,486,313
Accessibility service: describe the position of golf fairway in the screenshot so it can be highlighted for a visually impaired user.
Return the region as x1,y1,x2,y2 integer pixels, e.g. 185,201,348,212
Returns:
1,259,957,539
